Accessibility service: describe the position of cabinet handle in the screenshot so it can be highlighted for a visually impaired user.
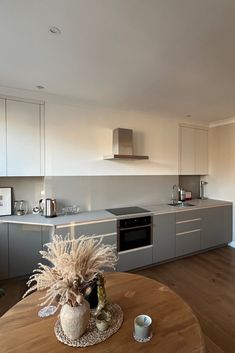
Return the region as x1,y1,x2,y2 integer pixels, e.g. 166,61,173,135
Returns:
86,233,117,238
56,218,116,229
119,224,152,231
176,218,201,224
176,229,200,236
118,244,153,254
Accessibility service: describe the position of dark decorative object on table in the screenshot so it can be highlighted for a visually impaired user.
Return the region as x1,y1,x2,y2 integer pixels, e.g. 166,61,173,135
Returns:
84,279,98,309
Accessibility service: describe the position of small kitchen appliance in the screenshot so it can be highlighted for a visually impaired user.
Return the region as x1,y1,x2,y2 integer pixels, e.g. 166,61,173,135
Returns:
106,206,150,216
199,181,208,200
39,198,57,218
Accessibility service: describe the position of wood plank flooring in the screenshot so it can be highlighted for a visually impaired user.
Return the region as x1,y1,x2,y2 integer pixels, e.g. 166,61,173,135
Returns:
0,276,27,317
136,246,235,353
0,246,234,352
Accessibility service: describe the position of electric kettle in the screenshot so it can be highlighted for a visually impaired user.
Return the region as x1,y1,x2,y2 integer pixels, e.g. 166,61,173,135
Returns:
39,198,57,218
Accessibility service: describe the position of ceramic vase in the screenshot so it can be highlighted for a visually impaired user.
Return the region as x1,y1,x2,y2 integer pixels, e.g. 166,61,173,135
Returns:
60,300,90,340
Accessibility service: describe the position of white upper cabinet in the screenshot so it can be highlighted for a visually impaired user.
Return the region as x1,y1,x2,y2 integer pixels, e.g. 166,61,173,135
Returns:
0,99,6,176
179,125,208,175
195,128,208,175
0,99,44,176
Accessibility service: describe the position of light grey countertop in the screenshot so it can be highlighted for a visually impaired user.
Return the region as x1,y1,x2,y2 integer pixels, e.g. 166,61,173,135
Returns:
0,199,232,227
0,210,116,227
145,198,232,215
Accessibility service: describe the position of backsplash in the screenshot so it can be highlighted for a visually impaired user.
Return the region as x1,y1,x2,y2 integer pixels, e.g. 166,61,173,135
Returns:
0,177,44,212
44,175,179,212
179,175,200,199
0,175,182,212
0,176,205,214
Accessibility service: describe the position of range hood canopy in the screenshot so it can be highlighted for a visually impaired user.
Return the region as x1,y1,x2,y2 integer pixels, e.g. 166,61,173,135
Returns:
103,128,149,160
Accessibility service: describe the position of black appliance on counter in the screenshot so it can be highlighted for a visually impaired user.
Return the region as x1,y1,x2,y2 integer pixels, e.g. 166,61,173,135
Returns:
106,206,152,252
106,206,150,216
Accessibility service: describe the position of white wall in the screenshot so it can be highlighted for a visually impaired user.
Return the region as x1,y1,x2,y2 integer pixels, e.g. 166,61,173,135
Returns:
206,124,235,242
0,85,208,176
0,87,209,213
45,102,180,175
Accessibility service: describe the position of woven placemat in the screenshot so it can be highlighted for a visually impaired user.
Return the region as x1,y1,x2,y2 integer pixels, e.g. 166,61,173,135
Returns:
54,303,123,347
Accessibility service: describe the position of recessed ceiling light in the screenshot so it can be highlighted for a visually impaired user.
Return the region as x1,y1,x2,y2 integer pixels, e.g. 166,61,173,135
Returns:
49,26,61,35
36,85,45,89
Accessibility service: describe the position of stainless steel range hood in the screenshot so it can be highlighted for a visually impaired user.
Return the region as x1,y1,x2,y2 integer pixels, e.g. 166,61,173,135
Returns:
103,128,149,160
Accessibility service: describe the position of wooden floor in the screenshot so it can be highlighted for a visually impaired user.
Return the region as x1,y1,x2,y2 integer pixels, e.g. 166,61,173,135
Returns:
0,276,27,317
0,246,235,353
136,246,235,353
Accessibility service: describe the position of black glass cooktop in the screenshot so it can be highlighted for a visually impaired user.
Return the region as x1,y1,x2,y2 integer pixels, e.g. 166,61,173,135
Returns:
106,206,151,216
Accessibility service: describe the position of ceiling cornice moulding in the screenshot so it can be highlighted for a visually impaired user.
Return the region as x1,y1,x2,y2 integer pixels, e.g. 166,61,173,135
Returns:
209,117,235,128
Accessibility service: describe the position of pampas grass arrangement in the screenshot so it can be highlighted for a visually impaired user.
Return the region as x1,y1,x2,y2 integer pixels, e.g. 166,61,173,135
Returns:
23,234,117,309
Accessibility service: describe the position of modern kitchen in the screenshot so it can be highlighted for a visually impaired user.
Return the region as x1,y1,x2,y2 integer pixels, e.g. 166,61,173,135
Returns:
0,1,235,353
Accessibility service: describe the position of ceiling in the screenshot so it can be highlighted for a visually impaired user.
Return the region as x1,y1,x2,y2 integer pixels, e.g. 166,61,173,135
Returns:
0,0,235,122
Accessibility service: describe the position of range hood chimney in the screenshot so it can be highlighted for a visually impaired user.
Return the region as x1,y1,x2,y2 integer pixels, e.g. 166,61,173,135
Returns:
103,128,149,160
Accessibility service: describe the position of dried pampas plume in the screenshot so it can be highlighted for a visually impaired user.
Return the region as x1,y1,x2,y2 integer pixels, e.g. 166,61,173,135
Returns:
23,234,118,309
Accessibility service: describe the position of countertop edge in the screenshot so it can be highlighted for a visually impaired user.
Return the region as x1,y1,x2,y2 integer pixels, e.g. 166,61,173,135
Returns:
0,199,232,227
147,199,232,216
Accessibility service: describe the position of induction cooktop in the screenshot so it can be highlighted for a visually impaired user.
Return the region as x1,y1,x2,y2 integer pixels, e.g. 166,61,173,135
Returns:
106,206,151,216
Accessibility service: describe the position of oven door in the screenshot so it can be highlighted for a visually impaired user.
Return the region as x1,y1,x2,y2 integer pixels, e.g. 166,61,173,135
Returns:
118,224,152,252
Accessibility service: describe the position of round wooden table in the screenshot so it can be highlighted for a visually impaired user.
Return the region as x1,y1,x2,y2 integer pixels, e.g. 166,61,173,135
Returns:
0,272,205,353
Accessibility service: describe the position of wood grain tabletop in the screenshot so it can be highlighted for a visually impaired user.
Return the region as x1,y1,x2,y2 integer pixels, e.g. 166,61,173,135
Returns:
0,272,205,353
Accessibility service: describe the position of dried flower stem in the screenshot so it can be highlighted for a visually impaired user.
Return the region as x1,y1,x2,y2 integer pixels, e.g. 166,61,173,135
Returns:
23,234,117,309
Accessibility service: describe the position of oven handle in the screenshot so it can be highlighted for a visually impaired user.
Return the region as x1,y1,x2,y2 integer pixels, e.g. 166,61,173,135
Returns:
119,224,152,231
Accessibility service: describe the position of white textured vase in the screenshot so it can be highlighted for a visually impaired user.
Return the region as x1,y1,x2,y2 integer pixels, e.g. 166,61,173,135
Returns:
60,300,90,340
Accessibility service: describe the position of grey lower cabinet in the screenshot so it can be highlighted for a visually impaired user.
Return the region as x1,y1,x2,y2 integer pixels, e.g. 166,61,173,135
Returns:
8,224,42,278
0,223,9,279
55,220,117,239
176,230,201,257
175,210,201,257
117,245,153,272
201,205,232,249
153,213,175,263
55,221,117,272
1,204,232,278
42,226,51,245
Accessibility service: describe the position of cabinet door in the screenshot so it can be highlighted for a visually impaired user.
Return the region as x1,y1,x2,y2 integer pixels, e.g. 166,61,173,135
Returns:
0,223,9,279
179,125,208,175
201,206,232,249
9,224,42,278
0,99,6,176
41,226,50,245
117,245,153,271
6,100,42,176
54,224,117,248
195,129,208,175
180,126,195,175
153,214,175,263
56,221,117,238
176,230,201,257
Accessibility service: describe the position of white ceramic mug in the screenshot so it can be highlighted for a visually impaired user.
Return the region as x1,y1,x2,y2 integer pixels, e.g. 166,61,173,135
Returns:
134,314,152,340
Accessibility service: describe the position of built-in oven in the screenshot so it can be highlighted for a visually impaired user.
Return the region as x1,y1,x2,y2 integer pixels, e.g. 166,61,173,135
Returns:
117,215,152,252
